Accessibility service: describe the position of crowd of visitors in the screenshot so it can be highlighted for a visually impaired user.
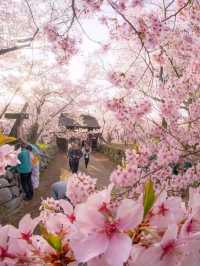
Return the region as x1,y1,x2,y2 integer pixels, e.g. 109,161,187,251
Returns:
51,141,92,200
12,139,91,202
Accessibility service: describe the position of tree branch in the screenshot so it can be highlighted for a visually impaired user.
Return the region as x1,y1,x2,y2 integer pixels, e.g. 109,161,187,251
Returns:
24,0,39,30
109,1,155,73
0,28,39,56
65,0,76,33
162,0,192,22
0,0,39,56
161,46,180,78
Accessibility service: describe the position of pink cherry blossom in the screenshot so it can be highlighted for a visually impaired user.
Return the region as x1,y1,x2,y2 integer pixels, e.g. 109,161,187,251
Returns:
70,191,143,265
66,173,97,205
180,188,200,239
149,192,186,230
135,224,186,266
44,25,58,42
9,214,40,242
132,0,143,8
0,226,15,264
0,145,20,175
1,0,200,265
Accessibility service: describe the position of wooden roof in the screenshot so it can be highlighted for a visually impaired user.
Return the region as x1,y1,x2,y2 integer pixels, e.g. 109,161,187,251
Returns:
59,113,100,129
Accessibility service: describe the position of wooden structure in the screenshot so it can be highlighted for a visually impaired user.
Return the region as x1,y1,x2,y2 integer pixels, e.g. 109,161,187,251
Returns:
5,103,29,138
57,113,101,152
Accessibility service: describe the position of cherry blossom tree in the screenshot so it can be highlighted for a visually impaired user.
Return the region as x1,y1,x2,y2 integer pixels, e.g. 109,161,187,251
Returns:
1,0,200,265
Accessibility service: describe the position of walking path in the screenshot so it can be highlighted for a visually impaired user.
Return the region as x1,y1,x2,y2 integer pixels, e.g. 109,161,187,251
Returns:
1,152,115,226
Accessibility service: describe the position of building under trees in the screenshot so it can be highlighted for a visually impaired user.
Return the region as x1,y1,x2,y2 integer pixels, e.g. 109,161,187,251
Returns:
56,113,101,152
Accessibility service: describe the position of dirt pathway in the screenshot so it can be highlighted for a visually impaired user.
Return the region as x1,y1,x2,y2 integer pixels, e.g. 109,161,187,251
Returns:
1,152,115,226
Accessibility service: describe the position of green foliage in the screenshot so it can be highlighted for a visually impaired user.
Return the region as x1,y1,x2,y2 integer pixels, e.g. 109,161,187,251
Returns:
40,224,62,251
98,144,125,165
143,179,156,218
37,143,48,150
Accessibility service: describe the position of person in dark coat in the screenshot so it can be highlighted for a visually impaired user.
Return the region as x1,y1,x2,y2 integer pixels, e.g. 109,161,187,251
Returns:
68,143,83,173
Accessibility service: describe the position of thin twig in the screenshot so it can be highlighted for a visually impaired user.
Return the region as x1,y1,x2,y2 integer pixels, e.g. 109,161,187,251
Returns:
161,46,180,78
162,0,192,22
125,45,143,74
24,0,39,31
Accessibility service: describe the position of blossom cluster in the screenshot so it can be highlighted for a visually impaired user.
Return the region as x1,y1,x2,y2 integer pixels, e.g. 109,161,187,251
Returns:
1,181,200,266
115,0,143,11
1,0,200,265
110,143,200,195
82,0,103,12
104,0,200,196
108,71,136,89
137,14,163,49
66,172,97,205
1,139,200,266
107,98,151,124
0,144,19,176
44,25,79,64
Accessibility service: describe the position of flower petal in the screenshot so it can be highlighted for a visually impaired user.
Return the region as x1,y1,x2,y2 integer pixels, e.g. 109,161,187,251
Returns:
104,233,132,266
0,225,9,248
70,232,109,263
19,214,40,234
88,256,110,266
117,199,143,230
87,183,114,209
75,204,105,234
59,199,74,214
161,224,178,245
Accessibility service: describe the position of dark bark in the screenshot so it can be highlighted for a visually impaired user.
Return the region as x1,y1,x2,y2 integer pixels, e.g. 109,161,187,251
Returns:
0,28,39,56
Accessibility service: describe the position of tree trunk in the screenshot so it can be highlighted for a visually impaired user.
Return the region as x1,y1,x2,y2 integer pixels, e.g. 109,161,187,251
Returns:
27,122,39,143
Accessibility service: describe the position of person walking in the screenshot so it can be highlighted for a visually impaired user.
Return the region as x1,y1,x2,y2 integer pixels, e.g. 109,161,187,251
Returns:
82,144,91,169
17,142,33,200
68,143,83,173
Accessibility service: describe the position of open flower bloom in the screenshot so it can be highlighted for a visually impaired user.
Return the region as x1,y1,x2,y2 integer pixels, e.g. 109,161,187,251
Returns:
149,192,186,229
70,190,143,266
177,188,200,265
59,199,75,223
85,183,114,210
0,225,27,265
40,196,75,236
9,214,40,242
135,224,186,266
180,188,200,239
0,225,14,264
45,212,72,236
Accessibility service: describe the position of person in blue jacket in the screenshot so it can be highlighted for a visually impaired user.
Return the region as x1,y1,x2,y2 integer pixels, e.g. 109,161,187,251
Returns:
17,142,33,200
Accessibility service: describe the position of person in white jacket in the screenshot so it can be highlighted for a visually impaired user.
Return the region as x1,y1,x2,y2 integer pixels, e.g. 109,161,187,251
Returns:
27,145,40,189
82,144,91,169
